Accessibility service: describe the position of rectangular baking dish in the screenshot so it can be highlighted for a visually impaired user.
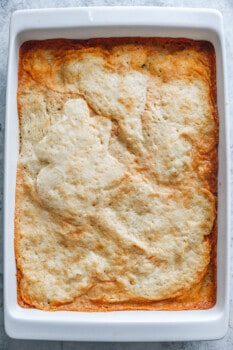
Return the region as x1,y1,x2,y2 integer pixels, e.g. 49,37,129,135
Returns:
4,7,230,341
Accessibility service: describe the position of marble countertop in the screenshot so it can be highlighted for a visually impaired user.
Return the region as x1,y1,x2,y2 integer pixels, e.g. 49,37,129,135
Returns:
0,0,232,349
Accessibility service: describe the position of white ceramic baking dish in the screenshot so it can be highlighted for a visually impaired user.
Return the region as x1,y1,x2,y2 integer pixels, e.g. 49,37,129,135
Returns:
4,6,230,341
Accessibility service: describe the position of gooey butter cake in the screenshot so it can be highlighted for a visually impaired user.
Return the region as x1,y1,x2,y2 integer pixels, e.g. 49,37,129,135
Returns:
16,38,218,310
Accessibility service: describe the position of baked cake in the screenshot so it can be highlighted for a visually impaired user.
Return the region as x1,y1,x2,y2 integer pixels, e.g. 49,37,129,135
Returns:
15,38,218,311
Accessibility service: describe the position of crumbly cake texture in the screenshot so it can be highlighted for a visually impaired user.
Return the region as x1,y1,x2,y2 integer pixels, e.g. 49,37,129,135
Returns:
16,38,218,311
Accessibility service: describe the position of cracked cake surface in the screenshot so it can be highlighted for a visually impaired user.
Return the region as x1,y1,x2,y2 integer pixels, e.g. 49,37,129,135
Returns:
16,38,218,310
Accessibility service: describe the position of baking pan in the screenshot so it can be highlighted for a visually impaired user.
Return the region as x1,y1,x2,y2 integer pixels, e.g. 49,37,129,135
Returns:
4,6,230,341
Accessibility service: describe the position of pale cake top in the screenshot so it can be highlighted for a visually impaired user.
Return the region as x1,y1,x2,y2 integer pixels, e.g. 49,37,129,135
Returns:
16,38,217,310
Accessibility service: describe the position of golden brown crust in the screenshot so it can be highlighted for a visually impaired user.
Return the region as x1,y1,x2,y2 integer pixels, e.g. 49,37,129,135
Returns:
16,37,217,311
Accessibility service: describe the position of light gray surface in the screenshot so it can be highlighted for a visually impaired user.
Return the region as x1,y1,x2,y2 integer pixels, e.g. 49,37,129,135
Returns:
0,0,232,348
